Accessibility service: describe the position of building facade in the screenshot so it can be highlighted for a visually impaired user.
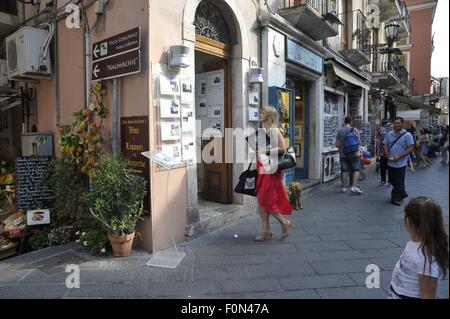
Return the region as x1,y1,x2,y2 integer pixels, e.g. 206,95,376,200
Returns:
2,0,430,253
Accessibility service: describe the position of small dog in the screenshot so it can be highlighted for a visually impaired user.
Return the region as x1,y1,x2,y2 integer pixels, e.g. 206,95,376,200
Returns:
287,182,303,210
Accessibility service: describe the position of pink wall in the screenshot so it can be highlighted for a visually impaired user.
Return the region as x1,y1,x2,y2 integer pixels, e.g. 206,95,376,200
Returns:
405,1,435,95
34,0,155,250
148,1,188,252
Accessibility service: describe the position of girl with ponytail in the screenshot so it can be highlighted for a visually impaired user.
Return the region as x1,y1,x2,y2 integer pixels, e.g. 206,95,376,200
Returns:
388,197,449,299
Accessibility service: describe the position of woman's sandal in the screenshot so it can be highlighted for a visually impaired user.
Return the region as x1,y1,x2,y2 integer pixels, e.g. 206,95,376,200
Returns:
281,220,292,239
254,232,273,241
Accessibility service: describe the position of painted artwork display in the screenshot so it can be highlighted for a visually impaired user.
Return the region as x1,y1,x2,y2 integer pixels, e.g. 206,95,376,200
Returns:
160,76,180,96
182,137,195,161
160,122,181,141
195,70,225,134
197,97,208,117
161,143,182,162
196,77,208,96
208,106,222,118
209,71,223,88
182,108,195,133
160,98,181,119
249,92,259,106
181,79,194,104
248,107,259,122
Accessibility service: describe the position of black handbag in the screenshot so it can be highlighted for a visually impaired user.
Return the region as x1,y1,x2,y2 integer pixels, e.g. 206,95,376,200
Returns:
273,146,297,171
234,161,258,197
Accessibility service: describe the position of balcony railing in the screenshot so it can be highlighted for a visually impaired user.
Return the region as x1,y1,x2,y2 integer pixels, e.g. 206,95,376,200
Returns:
337,10,370,52
0,0,17,16
368,44,409,90
287,0,338,16
281,0,340,40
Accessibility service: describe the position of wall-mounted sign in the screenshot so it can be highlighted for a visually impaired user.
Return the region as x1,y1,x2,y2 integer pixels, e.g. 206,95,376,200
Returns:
121,116,150,216
92,50,141,82
286,38,323,74
27,209,51,226
92,28,141,82
92,27,140,62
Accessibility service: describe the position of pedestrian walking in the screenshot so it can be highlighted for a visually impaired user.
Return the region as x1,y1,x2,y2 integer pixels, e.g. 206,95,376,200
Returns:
254,106,292,241
440,128,448,165
388,197,449,299
407,155,415,173
417,129,432,167
383,117,415,206
336,116,363,194
378,123,392,186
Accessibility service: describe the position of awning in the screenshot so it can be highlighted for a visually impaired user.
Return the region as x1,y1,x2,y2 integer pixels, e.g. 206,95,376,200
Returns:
397,109,424,121
330,63,370,91
390,93,441,113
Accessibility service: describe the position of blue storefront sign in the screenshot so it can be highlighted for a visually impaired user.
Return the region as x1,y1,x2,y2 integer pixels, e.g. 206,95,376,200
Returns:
286,38,323,74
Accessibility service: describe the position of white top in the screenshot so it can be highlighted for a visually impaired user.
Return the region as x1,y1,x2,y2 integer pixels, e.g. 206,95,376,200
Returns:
391,241,444,298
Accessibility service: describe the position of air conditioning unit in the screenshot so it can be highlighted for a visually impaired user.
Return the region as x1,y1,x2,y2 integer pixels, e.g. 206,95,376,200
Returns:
5,26,52,81
0,60,10,87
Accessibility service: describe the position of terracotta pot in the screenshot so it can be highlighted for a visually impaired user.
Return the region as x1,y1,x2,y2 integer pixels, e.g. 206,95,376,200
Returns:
108,232,135,257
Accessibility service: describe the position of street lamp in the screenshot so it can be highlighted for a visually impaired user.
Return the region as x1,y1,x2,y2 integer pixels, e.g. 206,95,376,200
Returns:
385,20,400,44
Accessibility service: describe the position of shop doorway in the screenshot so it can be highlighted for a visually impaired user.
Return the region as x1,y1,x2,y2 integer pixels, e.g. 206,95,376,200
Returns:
195,36,232,204
287,77,310,179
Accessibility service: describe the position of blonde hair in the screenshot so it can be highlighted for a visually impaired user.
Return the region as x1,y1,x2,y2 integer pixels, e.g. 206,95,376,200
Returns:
261,106,278,128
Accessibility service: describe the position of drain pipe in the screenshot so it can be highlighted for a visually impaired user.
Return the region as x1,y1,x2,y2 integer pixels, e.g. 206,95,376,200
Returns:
54,0,61,124
84,28,91,108
82,2,91,108
112,78,119,158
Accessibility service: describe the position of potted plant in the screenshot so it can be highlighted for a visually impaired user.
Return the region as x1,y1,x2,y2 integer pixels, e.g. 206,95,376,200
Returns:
87,155,147,257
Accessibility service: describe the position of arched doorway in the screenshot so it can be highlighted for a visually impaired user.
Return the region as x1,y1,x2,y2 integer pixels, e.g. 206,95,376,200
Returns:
194,0,233,204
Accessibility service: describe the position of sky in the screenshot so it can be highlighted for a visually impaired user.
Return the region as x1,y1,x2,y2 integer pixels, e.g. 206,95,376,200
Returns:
431,0,449,78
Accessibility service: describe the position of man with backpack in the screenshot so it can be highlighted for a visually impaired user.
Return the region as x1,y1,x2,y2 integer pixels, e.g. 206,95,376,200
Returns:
383,117,415,206
336,116,363,195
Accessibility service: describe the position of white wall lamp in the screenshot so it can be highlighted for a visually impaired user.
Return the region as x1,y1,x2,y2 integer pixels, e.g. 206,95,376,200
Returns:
168,45,190,69
249,67,264,86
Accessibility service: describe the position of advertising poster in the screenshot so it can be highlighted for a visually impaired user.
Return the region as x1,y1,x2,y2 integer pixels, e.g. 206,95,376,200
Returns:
120,116,151,215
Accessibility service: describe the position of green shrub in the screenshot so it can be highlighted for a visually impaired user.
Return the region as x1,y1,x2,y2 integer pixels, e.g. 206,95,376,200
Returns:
87,155,147,236
44,156,89,223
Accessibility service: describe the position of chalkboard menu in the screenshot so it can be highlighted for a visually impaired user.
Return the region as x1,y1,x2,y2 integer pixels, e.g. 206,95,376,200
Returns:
323,93,340,149
15,157,53,210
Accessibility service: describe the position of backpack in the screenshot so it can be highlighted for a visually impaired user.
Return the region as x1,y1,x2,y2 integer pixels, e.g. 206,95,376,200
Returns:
343,128,360,154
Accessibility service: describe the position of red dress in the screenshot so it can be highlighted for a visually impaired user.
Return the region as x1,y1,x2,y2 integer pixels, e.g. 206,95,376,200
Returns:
256,160,293,215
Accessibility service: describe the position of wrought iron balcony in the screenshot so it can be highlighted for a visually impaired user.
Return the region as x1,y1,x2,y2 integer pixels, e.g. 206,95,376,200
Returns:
378,0,410,39
336,10,371,67
280,0,341,41
367,44,409,92
0,0,18,38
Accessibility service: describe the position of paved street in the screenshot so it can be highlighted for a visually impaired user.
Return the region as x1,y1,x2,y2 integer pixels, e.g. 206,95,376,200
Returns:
0,158,448,299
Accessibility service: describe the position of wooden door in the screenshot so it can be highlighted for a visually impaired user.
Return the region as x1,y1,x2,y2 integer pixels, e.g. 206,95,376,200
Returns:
195,36,232,204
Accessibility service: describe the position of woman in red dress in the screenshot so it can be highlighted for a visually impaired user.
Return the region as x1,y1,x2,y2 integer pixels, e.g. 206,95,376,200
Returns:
255,106,293,241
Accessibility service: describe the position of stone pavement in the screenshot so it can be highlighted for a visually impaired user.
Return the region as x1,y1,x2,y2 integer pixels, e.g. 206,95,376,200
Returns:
0,158,448,299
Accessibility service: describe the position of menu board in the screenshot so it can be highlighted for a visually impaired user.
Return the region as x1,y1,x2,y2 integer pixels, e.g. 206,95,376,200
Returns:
121,116,151,216
15,157,53,210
